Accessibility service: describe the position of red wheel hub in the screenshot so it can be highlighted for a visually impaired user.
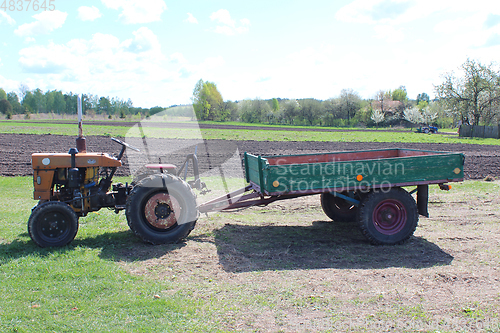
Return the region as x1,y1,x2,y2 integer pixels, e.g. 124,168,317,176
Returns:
372,199,407,235
144,193,180,229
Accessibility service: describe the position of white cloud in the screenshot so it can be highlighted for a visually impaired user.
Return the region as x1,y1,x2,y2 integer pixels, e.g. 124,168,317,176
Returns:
337,0,500,25
434,15,480,35
14,10,67,37
432,11,500,49
334,0,411,41
184,13,198,24
0,74,20,93
335,0,440,25
78,6,102,22
213,26,235,36
101,0,167,24
122,27,161,53
170,52,188,65
210,9,235,27
16,29,224,107
19,42,76,74
0,10,15,25
215,41,479,102
374,25,404,43
335,0,391,24
240,18,251,26
335,0,500,44
201,56,225,69
89,33,120,51
210,9,250,36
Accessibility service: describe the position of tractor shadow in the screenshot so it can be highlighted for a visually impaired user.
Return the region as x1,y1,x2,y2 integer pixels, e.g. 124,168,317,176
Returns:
214,220,454,273
0,230,186,263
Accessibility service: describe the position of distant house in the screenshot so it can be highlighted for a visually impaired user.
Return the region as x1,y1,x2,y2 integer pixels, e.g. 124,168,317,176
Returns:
372,100,404,117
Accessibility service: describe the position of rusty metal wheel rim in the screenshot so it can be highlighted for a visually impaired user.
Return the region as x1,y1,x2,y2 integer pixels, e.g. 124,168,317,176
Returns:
144,192,181,229
372,199,407,235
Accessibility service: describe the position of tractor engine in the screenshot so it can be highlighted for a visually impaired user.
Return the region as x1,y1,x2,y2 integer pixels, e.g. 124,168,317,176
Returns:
31,148,131,216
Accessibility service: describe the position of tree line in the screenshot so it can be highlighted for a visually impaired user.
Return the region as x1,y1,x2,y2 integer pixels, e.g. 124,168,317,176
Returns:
2,58,499,128
192,79,447,128
0,86,171,120
193,59,500,128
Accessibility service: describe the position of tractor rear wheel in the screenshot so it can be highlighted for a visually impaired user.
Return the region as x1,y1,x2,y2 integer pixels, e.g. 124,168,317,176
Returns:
320,191,359,222
357,188,418,245
126,174,198,244
28,201,79,247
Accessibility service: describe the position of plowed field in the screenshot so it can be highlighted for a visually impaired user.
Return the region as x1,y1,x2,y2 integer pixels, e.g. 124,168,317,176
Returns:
1,133,498,179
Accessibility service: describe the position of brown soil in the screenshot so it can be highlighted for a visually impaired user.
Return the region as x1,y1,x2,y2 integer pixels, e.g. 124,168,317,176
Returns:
118,188,500,331
1,129,499,331
1,133,499,180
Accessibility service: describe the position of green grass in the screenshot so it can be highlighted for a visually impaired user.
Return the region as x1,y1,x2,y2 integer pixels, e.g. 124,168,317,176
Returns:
199,120,458,133
1,119,499,145
1,176,500,331
0,121,131,137
197,128,500,145
0,177,215,332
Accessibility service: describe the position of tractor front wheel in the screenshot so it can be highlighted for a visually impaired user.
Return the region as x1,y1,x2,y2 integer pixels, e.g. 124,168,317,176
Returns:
126,174,198,244
28,201,79,247
357,188,418,245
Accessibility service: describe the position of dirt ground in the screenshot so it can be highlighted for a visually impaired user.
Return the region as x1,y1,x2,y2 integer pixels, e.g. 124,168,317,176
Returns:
119,187,500,332
0,133,499,180
1,131,499,331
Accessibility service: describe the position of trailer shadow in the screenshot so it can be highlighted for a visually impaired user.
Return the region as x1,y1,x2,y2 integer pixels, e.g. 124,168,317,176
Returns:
214,221,454,273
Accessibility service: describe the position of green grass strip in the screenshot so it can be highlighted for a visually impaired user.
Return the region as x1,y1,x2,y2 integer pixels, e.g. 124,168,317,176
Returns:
1,120,498,145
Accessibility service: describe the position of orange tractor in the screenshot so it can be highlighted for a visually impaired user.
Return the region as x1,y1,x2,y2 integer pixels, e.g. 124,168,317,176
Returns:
29,136,202,247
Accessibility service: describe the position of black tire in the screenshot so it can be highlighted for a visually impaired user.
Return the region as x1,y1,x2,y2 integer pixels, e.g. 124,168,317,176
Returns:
28,201,79,247
130,166,176,186
130,167,158,186
357,188,418,245
126,174,198,244
423,128,429,134
320,191,358,222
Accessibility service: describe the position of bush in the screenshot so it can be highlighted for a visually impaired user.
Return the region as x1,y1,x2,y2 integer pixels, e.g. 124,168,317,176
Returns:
434,116,454,129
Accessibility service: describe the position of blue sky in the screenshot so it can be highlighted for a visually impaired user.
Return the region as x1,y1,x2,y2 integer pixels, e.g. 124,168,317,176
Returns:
1,0,500,108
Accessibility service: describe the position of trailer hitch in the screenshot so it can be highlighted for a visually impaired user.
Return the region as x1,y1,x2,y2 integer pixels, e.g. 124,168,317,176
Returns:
177,152,210,195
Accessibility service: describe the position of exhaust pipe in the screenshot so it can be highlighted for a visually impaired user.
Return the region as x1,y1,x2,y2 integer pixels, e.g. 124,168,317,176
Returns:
76,95,87,153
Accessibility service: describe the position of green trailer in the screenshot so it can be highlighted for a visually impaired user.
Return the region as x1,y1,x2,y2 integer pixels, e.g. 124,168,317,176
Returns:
199,148,465,245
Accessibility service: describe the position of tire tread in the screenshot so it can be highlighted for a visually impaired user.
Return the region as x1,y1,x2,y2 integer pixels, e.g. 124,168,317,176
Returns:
126,174,198,244
357,188,418,245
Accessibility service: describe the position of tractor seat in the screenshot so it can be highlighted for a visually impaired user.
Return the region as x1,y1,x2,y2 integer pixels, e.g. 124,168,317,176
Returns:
145,164,177,173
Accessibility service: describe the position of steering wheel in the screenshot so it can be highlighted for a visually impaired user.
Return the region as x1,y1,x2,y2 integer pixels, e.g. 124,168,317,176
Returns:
111,137,140,152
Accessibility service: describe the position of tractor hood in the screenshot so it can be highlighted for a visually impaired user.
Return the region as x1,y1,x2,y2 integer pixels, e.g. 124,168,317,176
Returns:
32,152,121,169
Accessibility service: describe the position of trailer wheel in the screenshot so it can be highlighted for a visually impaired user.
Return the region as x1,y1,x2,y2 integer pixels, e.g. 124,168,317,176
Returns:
126,174,198,244
357,188,418,245
320,192,358,222
28,201,79,247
